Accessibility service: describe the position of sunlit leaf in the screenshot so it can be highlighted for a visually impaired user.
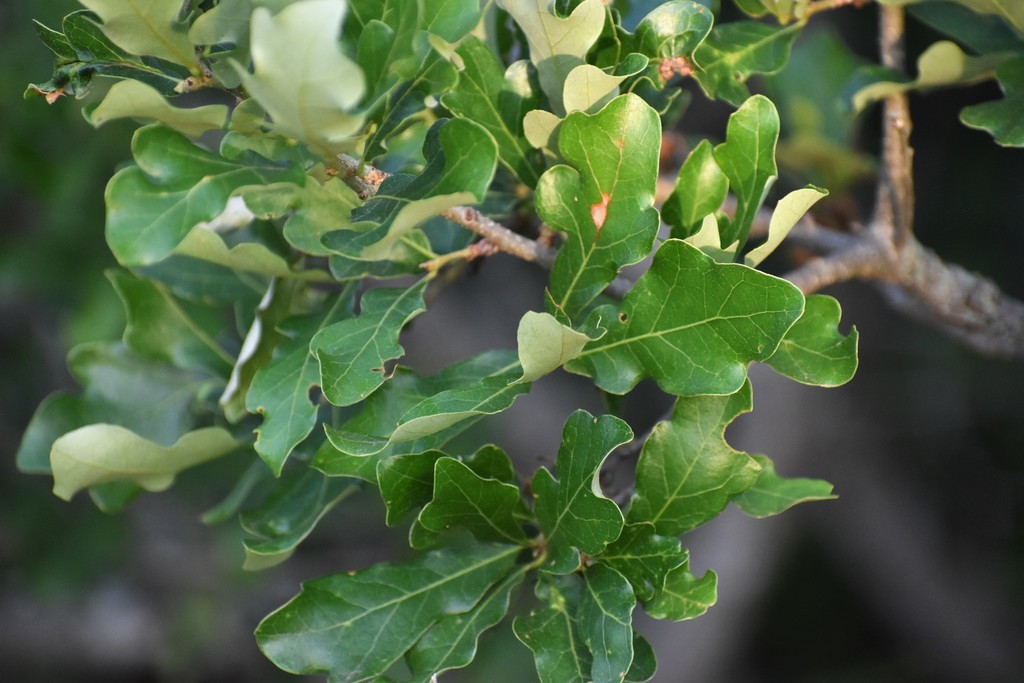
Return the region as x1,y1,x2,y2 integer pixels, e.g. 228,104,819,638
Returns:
693,21,800,106
79,0,195,66
541,94,661,320
517,311,591,382
566,240,804,396
743,185,827,267
83,80,227,136
662,139,729,239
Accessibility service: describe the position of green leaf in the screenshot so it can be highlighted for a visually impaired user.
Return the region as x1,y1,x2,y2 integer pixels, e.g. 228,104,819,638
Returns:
406,568,526,682
107,269,232,374
961,56,1024,147
517,311,591,383
733,454,835,518
422,0,483,42
105,125,302,266
337,118,498,260
533,411,632,574
172,223,326,279
514,574,590,683
566,240,805,396
562,63,637,115
237,0,366,152
441,36,544,185
764,294,859,387
17,343,213,475
684,214,738,263
693,21,801,106
851,41,1013,114
312,280,427,407
51,425,237,501
662,139,729,239
580,565,636,683
496,0,606,114
79,0,196,66
744,185,827,267
33,19,78,61
908,2,1024,54
247,294,353,475
189,0,253,88
315,352,520,471
419,457,529,544
26,12,188,101
625,633,657,682
880,0,1024,35
377,451,447,524
627,381,761,536
256,544,521,682
596,522,687,601
541,94,661,320
713,94,780,249
635,1,714,60
83,80,227,136
241,465,359,570
644,559,717,621
244,177,362,256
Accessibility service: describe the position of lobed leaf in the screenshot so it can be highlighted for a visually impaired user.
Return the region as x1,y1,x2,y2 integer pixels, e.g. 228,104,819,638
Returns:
83,80,228,136
644,559,718,621
627,382,761,536
533,411,632,574
733,454,836,517
517,311,591,383
256,544,521,682
596,522,688,601
79,0,196,66
764,294,859,387
513,574,591,683
744,186,828,267
541,94,661,320
960,56,1024,146
693,21,800,106
566,240,805,397
580,565,637,683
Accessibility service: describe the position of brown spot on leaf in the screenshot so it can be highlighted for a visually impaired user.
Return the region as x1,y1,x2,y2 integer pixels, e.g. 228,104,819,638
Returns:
659,56,693,82
591,192,611,235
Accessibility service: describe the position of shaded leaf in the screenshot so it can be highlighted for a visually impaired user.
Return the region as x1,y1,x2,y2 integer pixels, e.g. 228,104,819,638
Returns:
337,118,498,260
596,522,687,601
541,94,661,320
764,294,858,387
256,544,521,682
566,240,804,396
533,411,632,574
733,454,835,517
880,0,1024,35
419,458,529,544
407,568,527,682
693,21,800,106
52,425,236,501
713,94,780,249
580,564,636,683
961,56,1024,146
662,139,729,239
627,382,761,536
513,574,590,683
377,451,447,525
241,465,359,570
237,0,366,152
624,633,657,682
312,280,428,407
441,36,544,184
248,294,354,475
644,559,717,621
105,125,302,266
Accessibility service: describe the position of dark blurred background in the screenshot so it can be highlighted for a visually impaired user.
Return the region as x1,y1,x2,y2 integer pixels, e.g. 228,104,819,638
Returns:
2,2,1022,682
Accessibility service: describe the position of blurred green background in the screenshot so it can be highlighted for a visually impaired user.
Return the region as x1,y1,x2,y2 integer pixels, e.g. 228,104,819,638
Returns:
2,2,1022,682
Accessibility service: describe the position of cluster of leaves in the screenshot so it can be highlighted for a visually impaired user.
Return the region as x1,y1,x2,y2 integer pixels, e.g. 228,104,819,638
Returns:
17,0,1021,681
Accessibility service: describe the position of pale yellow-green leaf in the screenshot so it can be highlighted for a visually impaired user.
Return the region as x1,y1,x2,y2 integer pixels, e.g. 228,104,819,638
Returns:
52,425,237,501
562,64,628,115
237,0,366,152
80,0,196,66
523,109,562,150
744,186,827,267
174,225,332,280
517,311,590,382
685,214,738,263
362,192,478,260
497,0,605,114
85,81,228,137
853,41,1013,113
